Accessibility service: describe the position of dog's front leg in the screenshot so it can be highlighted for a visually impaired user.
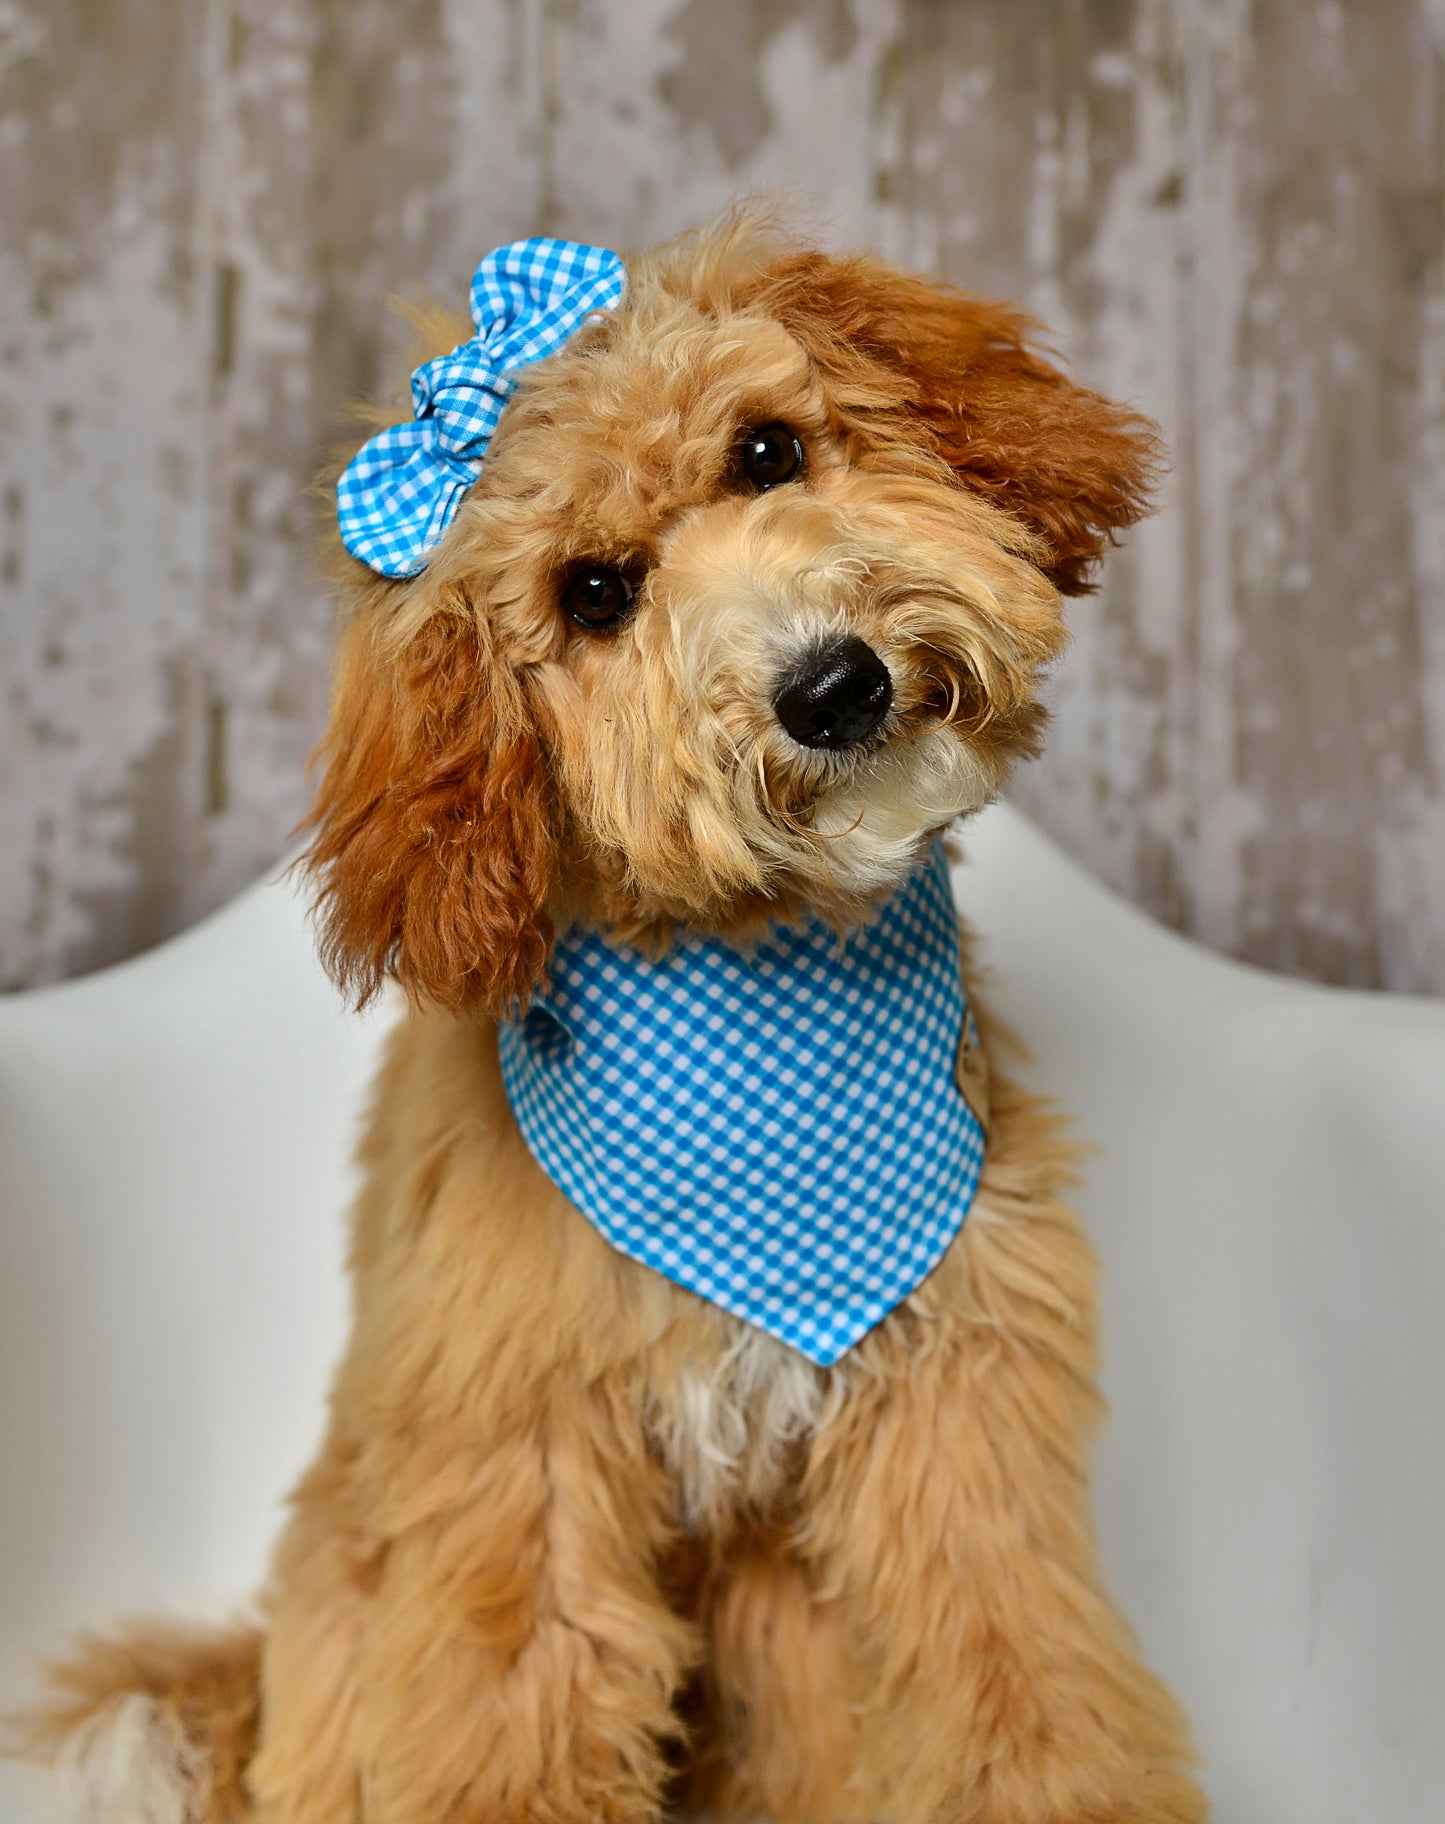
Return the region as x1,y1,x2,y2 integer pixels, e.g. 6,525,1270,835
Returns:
795,1096,1209,1824
250,1394,696,1824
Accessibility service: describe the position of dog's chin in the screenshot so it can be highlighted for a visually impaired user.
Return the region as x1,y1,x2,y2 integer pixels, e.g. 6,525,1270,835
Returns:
803,726,998,900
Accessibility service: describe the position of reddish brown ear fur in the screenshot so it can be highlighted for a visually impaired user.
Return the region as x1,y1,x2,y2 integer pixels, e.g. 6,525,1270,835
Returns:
756,252,1163,595
301,589,554,1014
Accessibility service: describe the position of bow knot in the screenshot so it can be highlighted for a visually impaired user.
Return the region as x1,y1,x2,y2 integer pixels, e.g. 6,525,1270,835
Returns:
408,352,511,466
338,239,626,578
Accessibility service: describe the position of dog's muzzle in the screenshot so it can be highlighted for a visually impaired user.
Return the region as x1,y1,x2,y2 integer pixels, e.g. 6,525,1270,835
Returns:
772,635,893,751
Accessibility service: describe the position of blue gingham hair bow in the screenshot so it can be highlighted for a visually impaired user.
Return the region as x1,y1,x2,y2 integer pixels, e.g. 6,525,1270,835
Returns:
337,239,627,578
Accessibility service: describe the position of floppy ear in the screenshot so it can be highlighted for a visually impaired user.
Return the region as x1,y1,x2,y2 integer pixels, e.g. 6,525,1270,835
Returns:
758,252,1163,595
300,584,555,1014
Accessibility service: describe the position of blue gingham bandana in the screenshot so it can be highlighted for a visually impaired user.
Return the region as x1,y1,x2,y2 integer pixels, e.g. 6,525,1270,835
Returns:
498,844,986,1365
337,239,626,577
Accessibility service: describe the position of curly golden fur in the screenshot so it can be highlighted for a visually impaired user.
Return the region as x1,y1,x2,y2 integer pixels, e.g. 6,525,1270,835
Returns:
11,210,1204,1823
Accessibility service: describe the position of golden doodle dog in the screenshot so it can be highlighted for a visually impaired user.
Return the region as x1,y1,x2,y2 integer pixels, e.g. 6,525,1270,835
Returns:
16,211,1207,1824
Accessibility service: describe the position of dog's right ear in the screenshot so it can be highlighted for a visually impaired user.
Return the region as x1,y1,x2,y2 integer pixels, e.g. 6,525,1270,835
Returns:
300,583,555,1015
754,250,1163,597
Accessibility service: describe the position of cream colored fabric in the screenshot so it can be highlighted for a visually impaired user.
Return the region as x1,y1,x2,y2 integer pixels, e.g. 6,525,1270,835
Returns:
1,804,1440,1822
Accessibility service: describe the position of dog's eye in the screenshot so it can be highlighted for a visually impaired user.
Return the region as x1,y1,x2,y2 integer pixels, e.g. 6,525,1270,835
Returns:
739,423,804,491
562,565,637,631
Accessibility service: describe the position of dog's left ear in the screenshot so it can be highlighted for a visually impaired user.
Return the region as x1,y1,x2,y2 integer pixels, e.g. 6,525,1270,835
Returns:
300,583,555,1015
759,252,1163,595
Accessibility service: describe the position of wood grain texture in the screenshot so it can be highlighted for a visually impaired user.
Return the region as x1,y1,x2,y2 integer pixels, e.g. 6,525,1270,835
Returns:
879,0,1445,991
2,0,1442,991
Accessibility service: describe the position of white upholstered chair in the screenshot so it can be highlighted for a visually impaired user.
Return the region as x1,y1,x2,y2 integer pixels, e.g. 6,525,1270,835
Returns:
2,803,1441,1822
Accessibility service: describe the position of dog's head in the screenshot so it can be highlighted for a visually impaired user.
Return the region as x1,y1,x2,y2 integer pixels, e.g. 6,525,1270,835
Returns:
305,213,1161,1013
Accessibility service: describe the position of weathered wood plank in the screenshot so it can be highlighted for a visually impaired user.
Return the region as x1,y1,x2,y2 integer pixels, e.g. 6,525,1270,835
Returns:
546,0,896,248
0,0,213,989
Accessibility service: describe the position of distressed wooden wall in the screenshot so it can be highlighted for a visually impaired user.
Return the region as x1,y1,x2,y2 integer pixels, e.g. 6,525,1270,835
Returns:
2,0,1442,992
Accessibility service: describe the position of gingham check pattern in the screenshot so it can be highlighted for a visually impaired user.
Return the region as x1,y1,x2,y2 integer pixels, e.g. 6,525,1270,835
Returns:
498,844,986,1365
337,239,626,577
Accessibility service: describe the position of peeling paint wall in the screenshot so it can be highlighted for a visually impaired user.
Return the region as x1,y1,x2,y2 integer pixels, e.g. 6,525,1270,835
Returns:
2,0,1442,991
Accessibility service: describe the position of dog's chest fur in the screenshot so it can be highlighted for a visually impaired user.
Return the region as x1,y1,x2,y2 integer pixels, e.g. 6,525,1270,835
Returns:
644,1319,838,1530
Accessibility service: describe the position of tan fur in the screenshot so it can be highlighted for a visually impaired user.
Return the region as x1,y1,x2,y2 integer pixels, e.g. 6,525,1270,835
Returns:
11,210,1204,1822
11,1623,261,1822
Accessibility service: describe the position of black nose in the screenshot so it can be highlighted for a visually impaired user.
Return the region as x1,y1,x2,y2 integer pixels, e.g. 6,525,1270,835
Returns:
772,636,894,751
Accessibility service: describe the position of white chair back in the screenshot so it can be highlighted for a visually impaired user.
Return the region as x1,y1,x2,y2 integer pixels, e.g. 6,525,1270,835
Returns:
2,804,1441,1821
